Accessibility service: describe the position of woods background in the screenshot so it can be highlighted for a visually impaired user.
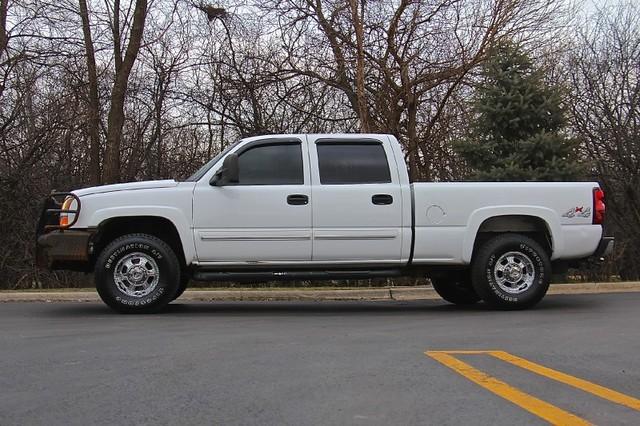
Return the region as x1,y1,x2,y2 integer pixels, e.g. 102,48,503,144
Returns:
0,0,638,289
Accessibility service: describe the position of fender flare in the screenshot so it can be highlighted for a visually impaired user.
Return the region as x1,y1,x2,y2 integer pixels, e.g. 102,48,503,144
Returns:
462,206,563,263
89,206,196,265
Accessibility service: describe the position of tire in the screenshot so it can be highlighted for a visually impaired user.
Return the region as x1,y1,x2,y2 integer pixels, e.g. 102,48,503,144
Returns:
95,233,181,314
172,273,189,301
471,233,551,310
431,272,481,305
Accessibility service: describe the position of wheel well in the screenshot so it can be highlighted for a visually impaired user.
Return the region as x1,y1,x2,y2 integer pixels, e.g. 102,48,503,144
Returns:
473,215,553,257
91,216,186,269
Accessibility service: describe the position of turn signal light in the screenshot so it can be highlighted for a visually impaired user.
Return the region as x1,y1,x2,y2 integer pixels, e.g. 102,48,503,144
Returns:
593,187,605,225
59,197,73,227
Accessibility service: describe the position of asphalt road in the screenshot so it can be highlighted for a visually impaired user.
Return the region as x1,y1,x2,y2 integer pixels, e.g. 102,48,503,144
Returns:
1,293,640,425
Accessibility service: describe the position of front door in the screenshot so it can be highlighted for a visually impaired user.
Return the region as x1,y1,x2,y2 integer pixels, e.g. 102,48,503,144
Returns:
192,137,312,264
308,135,404,264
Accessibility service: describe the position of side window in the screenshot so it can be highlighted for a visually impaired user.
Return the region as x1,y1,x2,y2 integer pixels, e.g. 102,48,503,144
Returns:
237,142,304,185
317,142,392,184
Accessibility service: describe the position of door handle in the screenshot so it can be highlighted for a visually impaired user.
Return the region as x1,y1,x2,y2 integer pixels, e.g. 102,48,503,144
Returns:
287,194,309,205
372,194,393,205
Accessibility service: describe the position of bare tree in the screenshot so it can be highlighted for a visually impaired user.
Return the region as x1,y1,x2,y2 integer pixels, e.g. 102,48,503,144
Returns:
569,3,640,279
0,0,613,288
348,0,369,132
103,0,149,183
0,0,8,56
79,0,102,184
259,0,567,180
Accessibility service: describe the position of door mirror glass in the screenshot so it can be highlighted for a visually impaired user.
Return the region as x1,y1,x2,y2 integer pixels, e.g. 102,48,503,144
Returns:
210,153,239,186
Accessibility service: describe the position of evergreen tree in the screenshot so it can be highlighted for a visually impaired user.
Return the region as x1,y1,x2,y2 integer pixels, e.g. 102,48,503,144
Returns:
455,42,584,181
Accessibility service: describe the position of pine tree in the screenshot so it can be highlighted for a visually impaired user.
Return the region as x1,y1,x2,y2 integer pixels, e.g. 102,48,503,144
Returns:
455,42,584,181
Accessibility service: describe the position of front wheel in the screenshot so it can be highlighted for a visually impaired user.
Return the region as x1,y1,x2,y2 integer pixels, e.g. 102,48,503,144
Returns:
471,233,551,310
172,273,190,301
95,233,181,314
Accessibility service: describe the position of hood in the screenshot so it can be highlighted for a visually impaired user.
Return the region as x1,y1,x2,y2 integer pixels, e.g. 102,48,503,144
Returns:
73,179,179,197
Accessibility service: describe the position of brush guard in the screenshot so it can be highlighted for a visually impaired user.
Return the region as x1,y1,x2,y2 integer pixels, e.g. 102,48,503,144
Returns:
36,192,81,237
35,192,92,270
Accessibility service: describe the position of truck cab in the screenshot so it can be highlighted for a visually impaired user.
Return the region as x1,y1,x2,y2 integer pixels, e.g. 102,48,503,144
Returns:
191,134,411,266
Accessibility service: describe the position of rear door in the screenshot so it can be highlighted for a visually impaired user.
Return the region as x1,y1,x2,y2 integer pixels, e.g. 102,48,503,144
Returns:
308,135,404,264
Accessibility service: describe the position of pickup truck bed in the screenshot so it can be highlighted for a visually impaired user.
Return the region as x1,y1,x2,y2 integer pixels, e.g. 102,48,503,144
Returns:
411,182,602,264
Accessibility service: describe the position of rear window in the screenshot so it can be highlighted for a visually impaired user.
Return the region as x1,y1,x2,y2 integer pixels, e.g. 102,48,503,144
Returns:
316,142,392,184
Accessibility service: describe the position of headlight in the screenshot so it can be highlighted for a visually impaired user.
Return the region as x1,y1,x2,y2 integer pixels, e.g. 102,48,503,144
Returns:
59,196,77,227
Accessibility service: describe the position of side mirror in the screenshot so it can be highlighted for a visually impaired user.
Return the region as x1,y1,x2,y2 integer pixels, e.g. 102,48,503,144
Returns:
210,153,239,186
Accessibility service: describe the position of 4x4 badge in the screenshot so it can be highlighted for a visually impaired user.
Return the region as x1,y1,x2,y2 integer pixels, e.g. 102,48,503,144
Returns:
562,206,591,218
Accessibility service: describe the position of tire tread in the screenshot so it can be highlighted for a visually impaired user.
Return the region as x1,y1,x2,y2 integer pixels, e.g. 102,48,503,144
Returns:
471,233,551,310
95,233,180,314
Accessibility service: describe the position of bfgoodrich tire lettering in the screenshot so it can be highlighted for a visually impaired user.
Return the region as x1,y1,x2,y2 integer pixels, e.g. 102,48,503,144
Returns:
95,233,180,313
471,233,551,310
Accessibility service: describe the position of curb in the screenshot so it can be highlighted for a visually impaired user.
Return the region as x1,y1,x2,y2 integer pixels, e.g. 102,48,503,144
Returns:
1,282,639,303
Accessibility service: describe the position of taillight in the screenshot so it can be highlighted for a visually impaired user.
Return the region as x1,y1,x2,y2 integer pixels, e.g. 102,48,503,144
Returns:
593,187,605,225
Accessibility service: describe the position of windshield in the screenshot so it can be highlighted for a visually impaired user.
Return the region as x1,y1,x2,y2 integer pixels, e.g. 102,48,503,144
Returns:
184,140,242,182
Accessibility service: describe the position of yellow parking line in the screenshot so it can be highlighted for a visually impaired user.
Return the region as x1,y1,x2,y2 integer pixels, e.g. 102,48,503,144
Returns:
426,351,591,425
427,350,503,354
488,351,640,412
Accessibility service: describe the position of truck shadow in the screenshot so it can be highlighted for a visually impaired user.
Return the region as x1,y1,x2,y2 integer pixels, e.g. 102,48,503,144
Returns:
43,294,602,317
165,296,600,315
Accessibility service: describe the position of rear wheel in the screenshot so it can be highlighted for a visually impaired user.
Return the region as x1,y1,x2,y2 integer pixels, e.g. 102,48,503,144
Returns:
430,271,481,305
95,233,180,314
471,233,551,310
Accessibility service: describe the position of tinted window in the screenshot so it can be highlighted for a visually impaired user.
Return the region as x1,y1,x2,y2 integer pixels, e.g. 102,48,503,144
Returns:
317,142,391,184
237,143,303,185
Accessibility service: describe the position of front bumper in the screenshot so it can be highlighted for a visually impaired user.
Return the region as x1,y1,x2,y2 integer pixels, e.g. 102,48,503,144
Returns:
35,191,92,271
36,230,95,271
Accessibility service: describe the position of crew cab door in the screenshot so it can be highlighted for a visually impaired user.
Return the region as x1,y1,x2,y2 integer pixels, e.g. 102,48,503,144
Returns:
308,135,404,264
192,137,312,264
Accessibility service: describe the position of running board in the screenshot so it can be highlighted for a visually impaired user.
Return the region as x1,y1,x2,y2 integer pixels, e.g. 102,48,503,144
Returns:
192,269,404,282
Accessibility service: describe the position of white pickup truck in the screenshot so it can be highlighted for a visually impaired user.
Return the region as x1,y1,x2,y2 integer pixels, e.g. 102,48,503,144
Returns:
37,134,613,313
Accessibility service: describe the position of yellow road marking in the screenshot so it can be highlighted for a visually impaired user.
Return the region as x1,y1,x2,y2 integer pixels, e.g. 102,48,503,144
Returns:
427,350,503,354
488,351,640,412
426,351,591,425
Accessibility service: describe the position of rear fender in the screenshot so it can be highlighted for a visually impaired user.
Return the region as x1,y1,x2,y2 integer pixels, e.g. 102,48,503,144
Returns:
463,206,562,263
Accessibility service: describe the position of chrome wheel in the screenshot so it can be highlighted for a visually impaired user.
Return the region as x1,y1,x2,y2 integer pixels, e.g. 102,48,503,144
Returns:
493,251,535,294
113,252,159,297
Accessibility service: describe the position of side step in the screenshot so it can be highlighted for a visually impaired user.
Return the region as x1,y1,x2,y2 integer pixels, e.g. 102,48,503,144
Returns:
192,269,404,282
